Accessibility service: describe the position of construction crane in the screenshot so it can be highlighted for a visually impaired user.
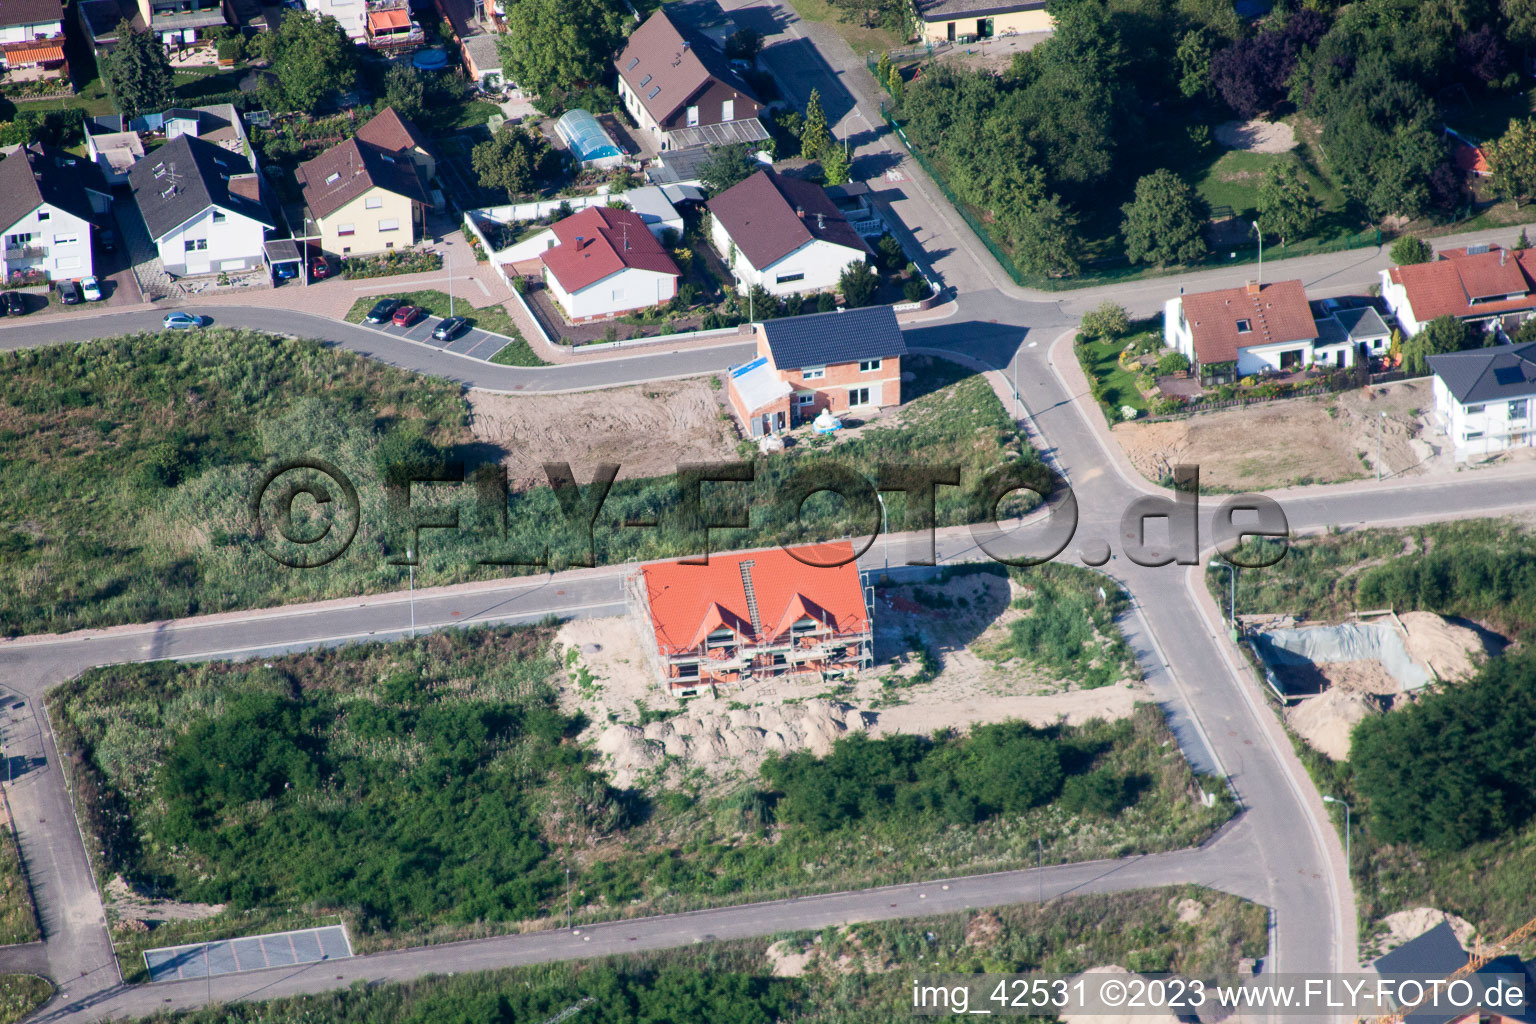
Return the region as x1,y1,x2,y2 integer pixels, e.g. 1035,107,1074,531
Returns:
1373,914,1536,1024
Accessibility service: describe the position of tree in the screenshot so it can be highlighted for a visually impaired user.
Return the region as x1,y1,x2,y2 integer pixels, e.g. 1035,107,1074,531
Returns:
1518,228,1532,251
725,28,762,63
1486,118,1536,210
820,143,851,186
1403,315,1474,375
1081,301,1129,339
800,88,830,161
698,143,757,193
1210,33,1289,118
1175,29,1213,99
838,259,879,307
1256,163,1319,246
270,11,356,112
876,52,894,91
1455,24,1511,87
1009,195,1082,279
1120,169,1208,266
382,65,426,123
101,21,174,120
472,124,549,195
886,64,903,105
1389,235,1433,265
500,0,625,98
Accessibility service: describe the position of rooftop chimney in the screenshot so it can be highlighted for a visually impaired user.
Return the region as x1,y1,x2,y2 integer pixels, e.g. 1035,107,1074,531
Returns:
796,206,804,219
1244,280,1261,295
1502,249,1508,265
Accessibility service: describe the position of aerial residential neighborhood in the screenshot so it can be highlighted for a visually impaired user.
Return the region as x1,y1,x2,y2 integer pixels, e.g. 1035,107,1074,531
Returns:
2,0,1536,1020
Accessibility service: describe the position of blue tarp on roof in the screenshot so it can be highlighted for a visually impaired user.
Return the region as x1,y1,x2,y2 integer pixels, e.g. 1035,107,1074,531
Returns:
555,109,623,165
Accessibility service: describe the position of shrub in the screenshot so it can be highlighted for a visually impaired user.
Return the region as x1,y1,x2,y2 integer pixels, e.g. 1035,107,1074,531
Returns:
1155,352,1190,375
903,277,929,303
1389,235,1433,265
1081,302,1130,339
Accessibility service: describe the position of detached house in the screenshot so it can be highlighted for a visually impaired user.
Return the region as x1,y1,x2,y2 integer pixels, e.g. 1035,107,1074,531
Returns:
1380,243,1536,339
708,170,871,297
1164,279,1329,378
0,0,68,79
727,305,907,436
0,144,111,284
538,206,681,321
128,133,272,277
297,114,428,258
1371,921,1536,1024
1427,342,1536,458
630,542,873,691
912,0,1052,44
614,8,767,152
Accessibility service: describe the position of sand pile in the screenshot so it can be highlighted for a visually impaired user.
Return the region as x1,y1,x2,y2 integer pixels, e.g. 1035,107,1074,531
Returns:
594,700,872,787
1366,908,1477,961
1400,612,1491,683
1285,689,1380,761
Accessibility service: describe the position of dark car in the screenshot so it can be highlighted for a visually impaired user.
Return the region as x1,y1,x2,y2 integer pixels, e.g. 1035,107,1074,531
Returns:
365,298,401,323
310,257,333,280
56,280,81,305
99,228,117,252
433,316,469,341
273,261,299,281
0,292,25,317
391,304,421,327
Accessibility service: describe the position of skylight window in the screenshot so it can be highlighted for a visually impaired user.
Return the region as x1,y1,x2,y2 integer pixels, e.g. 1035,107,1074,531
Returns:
647,85,661,100
626,56,639,70
639,73,651,87
1236,319,1252,333
325,171,341,185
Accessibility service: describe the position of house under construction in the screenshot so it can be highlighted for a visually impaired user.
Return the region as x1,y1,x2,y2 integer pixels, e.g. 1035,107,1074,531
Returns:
627,542,874,693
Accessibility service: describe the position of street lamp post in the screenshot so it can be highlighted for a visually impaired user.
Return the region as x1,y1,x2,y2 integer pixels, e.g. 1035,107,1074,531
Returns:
1323,795,1351,869
875,492,889,576
407,545,416,639
1377,411,1386,481
1216,558,1236,626
1252,221,1263,284
1036,836,1044,903
448,244,455,319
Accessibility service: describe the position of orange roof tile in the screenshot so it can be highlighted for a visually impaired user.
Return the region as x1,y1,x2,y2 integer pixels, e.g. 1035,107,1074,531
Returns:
1179,279,1317,365
640,543,868,657
1386,247,1536,323
368,8,410,30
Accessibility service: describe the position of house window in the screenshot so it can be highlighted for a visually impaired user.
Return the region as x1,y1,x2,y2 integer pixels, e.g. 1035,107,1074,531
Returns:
1466,403,1485,415
212,211,226,223
183,238,207,251
52,235,78,246
1511,399,1529,420
325,172,341,185
676,662,699,678
626,56,639,71
386,241,395,249
366,195,383,209
775,272,804,285
1236,319,1252,333
647,85,661,100
848,387,870,406
1465,431,1484,440
796,392,814,406
686,105,699,126
639,73,651,87
722,99,734,121
342,246,351,254
36,211,49,222
859,358,881,372
802,366,825,380
378,218,399,231
338,224,355,236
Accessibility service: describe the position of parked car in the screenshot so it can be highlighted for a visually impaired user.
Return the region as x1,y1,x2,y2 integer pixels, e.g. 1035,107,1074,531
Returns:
433,315,469,341
391,304,421,327
80,276,102,301
99,228,117,252
273,261,299,281
0,291,25,317
310,257,333,280
162,312,207,330
55,280,81,305
365,298,401,323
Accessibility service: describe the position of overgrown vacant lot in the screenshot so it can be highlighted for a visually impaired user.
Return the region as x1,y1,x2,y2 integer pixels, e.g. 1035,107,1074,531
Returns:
125,887,1268,1024
1218,517,1536,936
0,336,1038,637
55,622,1227,977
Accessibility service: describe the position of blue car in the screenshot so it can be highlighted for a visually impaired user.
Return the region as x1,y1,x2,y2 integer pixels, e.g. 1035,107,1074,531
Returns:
273,262,299,281
163,312,206,330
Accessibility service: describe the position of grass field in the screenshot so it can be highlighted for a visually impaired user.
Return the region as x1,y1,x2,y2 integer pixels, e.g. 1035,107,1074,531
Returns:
0,976,51,1024
343,290,545,366
0,809,37,947
778,0,903,56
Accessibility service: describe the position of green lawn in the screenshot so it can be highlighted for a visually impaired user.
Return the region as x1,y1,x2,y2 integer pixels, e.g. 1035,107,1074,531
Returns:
343,290,546,366
1075,330,1154,422
0,976,50,1024
773,0,903,57
170,66,246,102
0,812,37,947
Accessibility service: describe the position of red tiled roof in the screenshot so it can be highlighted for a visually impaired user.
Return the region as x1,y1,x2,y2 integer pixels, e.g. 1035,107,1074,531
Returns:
540,206,680,294
640,543,869,656
355,106,429,156
1179,279,1317,365
1453,140,1490,176
1386,246,1536,323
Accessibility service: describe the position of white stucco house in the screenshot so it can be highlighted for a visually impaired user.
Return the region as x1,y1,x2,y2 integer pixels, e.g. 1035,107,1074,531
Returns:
128,133,273,277
707,169,871,298
1165,279,1333,377
1380,243,1536,338
0,144,111,284
1427,343,1536,459
538,206,681,322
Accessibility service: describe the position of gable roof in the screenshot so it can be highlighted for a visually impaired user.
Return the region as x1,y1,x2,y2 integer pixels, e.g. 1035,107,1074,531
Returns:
639,543,869,656
539,206,681,293
1373,922,1468,978
0,0,64,28
129,133,272,240
707,169,870,270
614,7,759,126
1335,306,1391,340
1428,342,1536,405
0,143,108,233
296,136,426,221
1387,246,1536,323
353,106,431,157
759,305,908,371
1178,279,1318,365
1373,924,1536,1024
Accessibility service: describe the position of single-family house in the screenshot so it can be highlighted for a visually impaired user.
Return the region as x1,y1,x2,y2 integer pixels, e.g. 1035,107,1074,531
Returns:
86,103,254,185
353,106,436,184
629,542,873,691
912,0,1052,44
0,0,68,78
1309,305,1393,368
296,129,428,258
1427,342,1536,458
538,206,681,321
1371,921,1536,1024
727,304,907,436
1164,280,1320,377
459,32,502,90
1380,243,1536,339
0,143,111,284
614,8,767,152
708,170,872,298
128,133,272,277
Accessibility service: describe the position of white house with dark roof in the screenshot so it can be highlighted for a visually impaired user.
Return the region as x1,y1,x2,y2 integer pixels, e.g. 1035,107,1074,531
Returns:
0,144,111,284
128,133,272,277
708,169,871,298
1427,342,1536,458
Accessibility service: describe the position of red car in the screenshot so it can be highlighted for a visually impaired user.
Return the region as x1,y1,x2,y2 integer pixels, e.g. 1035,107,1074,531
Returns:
310,258,332,280
391,304,421,327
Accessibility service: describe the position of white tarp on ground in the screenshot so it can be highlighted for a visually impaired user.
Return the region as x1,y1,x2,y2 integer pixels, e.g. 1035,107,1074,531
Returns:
1254,622,1431,692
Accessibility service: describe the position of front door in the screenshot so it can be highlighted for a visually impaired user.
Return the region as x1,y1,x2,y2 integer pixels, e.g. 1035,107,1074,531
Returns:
947,20,955,40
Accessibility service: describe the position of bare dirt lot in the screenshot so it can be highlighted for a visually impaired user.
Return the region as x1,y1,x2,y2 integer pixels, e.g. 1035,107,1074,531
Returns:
467,378,738,487
1214,118,1298,153
1114,379,1436,490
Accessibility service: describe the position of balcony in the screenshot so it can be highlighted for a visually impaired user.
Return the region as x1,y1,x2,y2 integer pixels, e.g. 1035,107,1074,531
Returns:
3,245,44,261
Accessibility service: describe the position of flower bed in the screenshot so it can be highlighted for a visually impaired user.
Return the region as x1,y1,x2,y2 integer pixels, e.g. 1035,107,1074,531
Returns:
340,249,443,280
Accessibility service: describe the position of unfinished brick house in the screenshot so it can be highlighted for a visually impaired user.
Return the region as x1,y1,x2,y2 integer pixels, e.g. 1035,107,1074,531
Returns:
628,542,874,692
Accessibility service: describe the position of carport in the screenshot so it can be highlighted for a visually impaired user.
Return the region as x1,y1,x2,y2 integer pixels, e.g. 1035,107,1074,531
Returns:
263,239,304,285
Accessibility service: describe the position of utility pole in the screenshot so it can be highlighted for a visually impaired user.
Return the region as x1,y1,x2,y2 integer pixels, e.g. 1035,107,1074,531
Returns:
1252,221,1263,284
407,546,416,639
1012,356,1020,419
566,865,572,930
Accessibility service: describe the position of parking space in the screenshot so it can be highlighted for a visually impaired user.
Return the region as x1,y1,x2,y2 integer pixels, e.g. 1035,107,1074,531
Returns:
144,924,352,982
354,311,515,362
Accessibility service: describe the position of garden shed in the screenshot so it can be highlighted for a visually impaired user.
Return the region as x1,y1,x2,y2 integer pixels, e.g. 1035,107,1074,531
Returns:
555,109,625,169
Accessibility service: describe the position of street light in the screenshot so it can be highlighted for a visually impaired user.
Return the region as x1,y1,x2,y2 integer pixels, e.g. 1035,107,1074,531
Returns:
407,545,416,639
1322,795,1351,869
875,492,889,576
1377,410,1386,481
1252,221,1263,284
1215,557,1237,627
